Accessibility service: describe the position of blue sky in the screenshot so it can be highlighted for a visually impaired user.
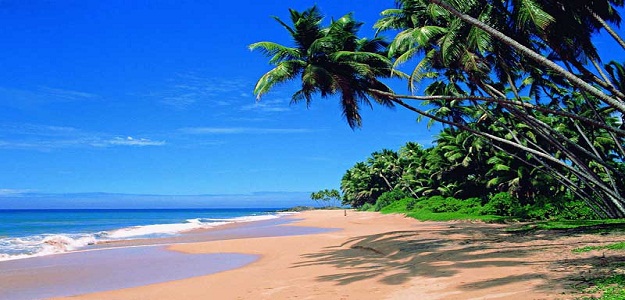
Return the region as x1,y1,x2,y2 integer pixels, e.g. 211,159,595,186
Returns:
0,1,437,206
2,1,622,208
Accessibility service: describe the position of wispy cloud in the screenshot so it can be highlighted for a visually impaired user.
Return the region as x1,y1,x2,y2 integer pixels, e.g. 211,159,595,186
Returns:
241,98,291,112
1,123,80,136
146,72,293,113
0,86,97,109
105,137,166,147
0,123,166,150
179,127,312,135
151,73,254,109
37,87,97,100
0,189,32,196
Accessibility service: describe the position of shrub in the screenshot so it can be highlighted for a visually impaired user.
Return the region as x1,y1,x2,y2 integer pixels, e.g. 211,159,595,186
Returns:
482,192,520,216
459,197,484,215
523,195,597,220
380,197,417,213
359,203,374,211
559,199,596,220
405,197,419,211
374,189,408,211
430,197,462,213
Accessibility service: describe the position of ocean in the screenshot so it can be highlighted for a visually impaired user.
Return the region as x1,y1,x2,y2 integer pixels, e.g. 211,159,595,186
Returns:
0,208,284,261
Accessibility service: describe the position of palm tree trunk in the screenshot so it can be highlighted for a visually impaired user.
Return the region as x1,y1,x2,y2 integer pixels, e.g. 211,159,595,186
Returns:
369,89,625,136
385,95,625,217
586,6,625,51
378,172,394,191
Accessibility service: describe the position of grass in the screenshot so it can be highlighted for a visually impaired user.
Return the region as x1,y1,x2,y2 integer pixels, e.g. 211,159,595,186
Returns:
404,210,503,222
573,242,625,253
506,219,625,233
580,274,625,300
378,197,504,222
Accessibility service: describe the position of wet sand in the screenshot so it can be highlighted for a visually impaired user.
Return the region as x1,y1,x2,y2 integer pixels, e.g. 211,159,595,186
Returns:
1,214,334,299
0,247,256,300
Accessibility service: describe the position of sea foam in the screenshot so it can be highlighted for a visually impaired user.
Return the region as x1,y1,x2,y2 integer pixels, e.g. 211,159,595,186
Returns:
0,212,282,261
0,233,97,261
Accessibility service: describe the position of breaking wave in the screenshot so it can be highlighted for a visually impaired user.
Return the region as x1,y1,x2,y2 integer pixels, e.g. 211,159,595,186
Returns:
0,213,283,261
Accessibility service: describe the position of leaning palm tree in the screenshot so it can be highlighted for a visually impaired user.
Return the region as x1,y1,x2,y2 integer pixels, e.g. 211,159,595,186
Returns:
250,6,403,128
251,5,625,218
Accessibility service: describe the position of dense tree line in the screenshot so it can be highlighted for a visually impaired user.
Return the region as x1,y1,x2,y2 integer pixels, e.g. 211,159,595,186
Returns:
251,1,625,218
340,135,576,212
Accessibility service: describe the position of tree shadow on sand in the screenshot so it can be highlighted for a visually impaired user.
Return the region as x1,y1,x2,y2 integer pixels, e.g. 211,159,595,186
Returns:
292,222,625,296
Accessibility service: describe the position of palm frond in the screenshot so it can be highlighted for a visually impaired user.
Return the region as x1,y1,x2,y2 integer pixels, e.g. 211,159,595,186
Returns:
249,42,301,63
253,60,304,99
517,0,554,30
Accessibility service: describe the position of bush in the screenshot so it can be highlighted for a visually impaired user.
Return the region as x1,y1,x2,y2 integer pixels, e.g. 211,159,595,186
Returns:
523,195,597,220
559,199,596,220
459,197,484,215
359,203,374,211
482,192,521,216
430,197,462,213
374,189,408,211
418,196,483,214
405,197,419,211
380,197,417,213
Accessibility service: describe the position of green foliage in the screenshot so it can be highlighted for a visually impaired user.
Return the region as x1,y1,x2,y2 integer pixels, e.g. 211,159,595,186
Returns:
506,219,625,232
254,3,625,218
426,197,483,214
405,211,503,222
573,242,625,253
379,195,502,222
251,6,400,129
522,196,597,221
482,192,520,216
310,189,342,207
374,189,408,211
581,274,625,300
358,203,375,211
380,197,416,213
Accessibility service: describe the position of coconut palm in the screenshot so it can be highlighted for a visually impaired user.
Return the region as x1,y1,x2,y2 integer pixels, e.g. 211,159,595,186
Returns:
372,0,625,217
252,4,625,217
250,6,402,128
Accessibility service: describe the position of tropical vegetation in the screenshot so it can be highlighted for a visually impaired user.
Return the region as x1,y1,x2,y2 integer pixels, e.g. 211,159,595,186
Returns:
310,189,342,207
341,139,597,221
250,1,625,219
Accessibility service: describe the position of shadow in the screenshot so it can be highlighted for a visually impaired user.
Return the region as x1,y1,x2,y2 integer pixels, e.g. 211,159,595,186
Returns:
292,222,625,296
459,274,546,290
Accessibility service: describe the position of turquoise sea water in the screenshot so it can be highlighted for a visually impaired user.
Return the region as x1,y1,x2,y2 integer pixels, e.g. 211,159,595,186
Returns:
0,208,283,260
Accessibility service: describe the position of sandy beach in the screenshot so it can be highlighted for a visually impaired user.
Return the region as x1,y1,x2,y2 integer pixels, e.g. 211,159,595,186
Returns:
38,210,621,299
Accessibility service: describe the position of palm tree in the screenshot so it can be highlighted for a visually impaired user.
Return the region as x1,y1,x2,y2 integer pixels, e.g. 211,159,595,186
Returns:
368,149,402,191
426,0,625,112
372,0,625,217
252,5,625,217
250,6,402,128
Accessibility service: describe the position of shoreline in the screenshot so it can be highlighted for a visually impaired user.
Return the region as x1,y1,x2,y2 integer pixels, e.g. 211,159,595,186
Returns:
4,210,623,299
0,212,329,300
0,208,294,262
53,210,565,299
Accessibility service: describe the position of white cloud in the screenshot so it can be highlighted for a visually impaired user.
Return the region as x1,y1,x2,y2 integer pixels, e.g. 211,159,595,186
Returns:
0,189,31,196
152,73,254,109
37,87,97,100
241,98,291,112
1,123,80,136
107,137,166,147
0,86,97,109
148,73,293,113
179,127,312,135
0,123,166,150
